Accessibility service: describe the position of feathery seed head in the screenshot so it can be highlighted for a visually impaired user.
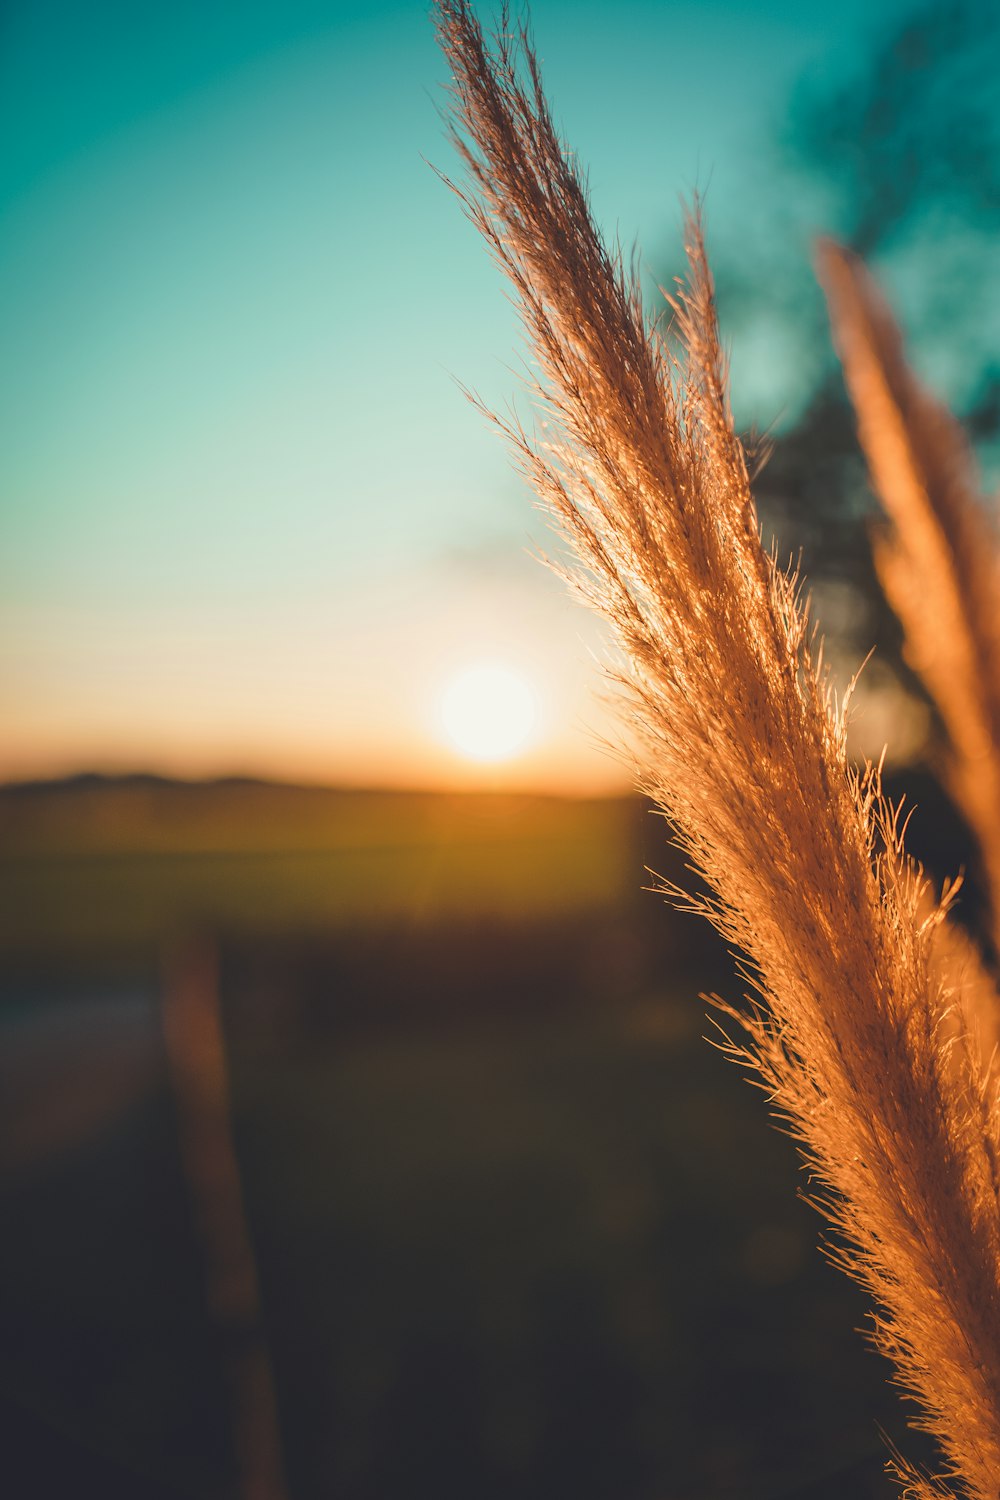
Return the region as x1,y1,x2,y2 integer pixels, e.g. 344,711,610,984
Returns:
435,4,1000,1492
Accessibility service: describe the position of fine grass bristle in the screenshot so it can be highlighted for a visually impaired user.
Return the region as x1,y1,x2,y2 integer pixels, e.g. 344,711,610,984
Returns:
433,3,1000,1493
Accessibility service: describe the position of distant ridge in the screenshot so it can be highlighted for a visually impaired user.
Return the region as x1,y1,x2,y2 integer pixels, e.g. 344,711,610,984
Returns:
2,770,314,797
0,771,632,803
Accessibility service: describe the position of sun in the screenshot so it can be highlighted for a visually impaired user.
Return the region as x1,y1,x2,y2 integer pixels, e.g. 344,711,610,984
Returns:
439,663,539,763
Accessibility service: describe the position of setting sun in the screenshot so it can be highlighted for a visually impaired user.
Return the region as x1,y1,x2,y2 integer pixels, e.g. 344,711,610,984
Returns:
439,663,539,763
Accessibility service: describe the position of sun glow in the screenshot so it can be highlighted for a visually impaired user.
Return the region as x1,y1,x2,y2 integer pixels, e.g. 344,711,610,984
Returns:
439,663,539,763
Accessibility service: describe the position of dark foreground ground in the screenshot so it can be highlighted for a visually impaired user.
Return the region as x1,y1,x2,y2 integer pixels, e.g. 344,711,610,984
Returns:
0,776,958,1499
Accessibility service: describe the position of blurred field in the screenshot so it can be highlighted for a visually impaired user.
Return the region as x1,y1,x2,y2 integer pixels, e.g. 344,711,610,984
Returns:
0,776,638,966
0,775,947,1498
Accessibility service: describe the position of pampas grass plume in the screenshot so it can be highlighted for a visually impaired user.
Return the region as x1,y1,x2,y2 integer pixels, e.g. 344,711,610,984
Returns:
434,3,1000,1493
818,241,1000,957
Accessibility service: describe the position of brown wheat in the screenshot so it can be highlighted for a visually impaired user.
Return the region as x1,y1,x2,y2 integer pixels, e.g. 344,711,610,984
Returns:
434,3,1000,1493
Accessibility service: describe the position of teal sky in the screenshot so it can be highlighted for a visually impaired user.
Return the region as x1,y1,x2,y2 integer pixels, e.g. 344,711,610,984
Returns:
0,0,960,787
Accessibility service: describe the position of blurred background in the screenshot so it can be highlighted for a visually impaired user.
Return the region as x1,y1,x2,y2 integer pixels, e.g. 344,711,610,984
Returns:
2,0,999,1496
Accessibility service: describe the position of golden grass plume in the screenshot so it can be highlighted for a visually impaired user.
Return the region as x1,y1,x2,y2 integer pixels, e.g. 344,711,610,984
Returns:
818,241,1000,955
434,3,1000,1493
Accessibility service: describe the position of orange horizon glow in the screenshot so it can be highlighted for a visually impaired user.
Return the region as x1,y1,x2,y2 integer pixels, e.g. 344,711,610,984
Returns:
0,566,637,795
0,651,930,796
0,711,632,797
0,753,632,797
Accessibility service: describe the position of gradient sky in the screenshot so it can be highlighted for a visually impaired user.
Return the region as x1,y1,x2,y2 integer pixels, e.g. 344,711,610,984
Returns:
0,0,958,789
